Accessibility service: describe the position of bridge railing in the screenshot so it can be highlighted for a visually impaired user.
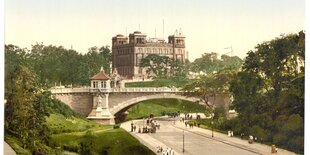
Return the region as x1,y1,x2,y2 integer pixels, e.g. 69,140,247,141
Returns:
50,87,91,94
50,87,181,94
111,87,180,93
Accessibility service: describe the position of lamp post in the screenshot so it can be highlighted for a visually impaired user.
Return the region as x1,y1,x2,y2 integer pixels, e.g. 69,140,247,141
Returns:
211,120,214,137
211,112,215,137
182,130,185,153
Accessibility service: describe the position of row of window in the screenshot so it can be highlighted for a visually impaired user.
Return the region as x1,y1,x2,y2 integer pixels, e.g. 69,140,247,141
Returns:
92,81,107,88
137,48,173,55
117,48,132,55
116,56,134,66
116,48,185,55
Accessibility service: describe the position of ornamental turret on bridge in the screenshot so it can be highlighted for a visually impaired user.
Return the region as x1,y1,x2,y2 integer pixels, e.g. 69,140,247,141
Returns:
88,67,114,124
90,67,111,89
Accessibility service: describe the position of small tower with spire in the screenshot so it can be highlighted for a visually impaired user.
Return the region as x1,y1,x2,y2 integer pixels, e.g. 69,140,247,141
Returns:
90,67,111,89
88,67,114,124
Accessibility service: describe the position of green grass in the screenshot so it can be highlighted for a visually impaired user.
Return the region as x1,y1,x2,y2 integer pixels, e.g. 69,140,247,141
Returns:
5,136,32,155
46,114,109,134
51,128,155,155
47,113,154,155
126,98,209,120
6,113,155,155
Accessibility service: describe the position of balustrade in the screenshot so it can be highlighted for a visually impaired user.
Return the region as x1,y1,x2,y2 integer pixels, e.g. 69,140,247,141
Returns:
50,87,181,94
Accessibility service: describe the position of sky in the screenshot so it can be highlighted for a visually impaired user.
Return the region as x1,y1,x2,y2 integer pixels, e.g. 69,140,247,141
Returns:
1,0,309,152
4,0,305,61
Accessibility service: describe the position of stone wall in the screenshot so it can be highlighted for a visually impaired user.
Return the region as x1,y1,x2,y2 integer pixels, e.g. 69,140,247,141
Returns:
52,91,231,117
53,93,93,116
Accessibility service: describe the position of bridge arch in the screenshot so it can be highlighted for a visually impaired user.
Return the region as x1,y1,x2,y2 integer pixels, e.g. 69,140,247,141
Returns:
109,93,202,115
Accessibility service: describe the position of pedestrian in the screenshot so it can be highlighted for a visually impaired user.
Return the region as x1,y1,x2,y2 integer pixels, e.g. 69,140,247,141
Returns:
131,122,134,132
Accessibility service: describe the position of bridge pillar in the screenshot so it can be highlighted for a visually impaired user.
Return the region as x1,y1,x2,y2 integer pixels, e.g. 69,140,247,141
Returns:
87,93,115,125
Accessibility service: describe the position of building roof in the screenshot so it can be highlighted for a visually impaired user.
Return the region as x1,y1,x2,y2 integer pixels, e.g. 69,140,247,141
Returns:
90,67,110,80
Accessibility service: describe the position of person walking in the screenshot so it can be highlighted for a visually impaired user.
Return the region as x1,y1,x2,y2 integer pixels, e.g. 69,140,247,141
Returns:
131,122,134,132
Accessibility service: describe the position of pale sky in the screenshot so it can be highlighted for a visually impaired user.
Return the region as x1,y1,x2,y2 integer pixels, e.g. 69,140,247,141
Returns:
4,0,305,61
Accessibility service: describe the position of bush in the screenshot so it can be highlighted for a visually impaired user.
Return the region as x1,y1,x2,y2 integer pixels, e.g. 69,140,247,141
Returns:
250,125,269,142
79,140,94,155
63,145,79,152
113,124,120,129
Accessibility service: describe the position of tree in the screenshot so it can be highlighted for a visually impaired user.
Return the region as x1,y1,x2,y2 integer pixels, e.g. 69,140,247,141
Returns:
13,43,112,86
230,31,305,153
5,65,49,152
140,54,171,78
190,52,220,74
182,69,237,137
83,46,112,82
190,52,243,75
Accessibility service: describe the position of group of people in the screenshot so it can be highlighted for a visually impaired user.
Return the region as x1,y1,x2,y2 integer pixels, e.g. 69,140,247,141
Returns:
130,117,161,134
228,130,234,137
156,146,175,155
240,133,259,144
184,121,198,128
130,122,137,132
184,113,193,120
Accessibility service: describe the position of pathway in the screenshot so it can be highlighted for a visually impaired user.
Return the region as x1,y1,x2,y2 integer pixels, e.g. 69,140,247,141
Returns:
4,141,16,155
121,117,297,155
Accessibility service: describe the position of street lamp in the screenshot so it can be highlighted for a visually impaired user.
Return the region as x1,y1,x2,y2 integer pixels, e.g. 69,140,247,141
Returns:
182,130,185,153
211,121,214,137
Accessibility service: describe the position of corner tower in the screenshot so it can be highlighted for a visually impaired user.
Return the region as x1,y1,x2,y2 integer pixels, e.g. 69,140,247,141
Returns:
168,30,186,62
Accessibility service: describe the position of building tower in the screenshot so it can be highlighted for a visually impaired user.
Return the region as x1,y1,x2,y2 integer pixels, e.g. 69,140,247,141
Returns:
112,30,186,80
168,29,186,62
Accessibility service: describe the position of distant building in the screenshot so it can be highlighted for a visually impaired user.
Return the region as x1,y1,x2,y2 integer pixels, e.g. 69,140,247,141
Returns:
112,30,186,79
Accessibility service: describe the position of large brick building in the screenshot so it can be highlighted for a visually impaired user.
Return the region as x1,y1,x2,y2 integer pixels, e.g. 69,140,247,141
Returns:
112,31,186,79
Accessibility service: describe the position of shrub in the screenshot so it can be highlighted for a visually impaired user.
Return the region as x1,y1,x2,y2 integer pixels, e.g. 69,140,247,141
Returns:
113,124,120,129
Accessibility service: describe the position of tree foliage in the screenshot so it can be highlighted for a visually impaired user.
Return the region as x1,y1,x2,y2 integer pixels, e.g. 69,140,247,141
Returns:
4,65,49,152
183,69,237,109
140,54,189,79
5,43,112,87
229,31,304,153
4,43,111,153
190,52,243,75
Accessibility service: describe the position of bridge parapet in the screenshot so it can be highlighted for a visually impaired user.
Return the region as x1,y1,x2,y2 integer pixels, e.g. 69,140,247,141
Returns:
50,87,181,94
50,87,91,94
111,87,180,93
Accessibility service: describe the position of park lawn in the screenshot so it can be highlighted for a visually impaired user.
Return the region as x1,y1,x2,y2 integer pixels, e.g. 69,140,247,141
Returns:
51,128,155,155
46,113,109,134
5,136,32,155
47,113,154,155
126,98,209,120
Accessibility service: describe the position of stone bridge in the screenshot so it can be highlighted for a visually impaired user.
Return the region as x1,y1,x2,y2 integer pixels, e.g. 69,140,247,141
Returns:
51,87,229,124
51,87,200,124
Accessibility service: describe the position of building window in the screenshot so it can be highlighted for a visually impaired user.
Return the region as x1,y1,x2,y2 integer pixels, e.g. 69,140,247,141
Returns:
101,81,104,88
93,81,96,88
